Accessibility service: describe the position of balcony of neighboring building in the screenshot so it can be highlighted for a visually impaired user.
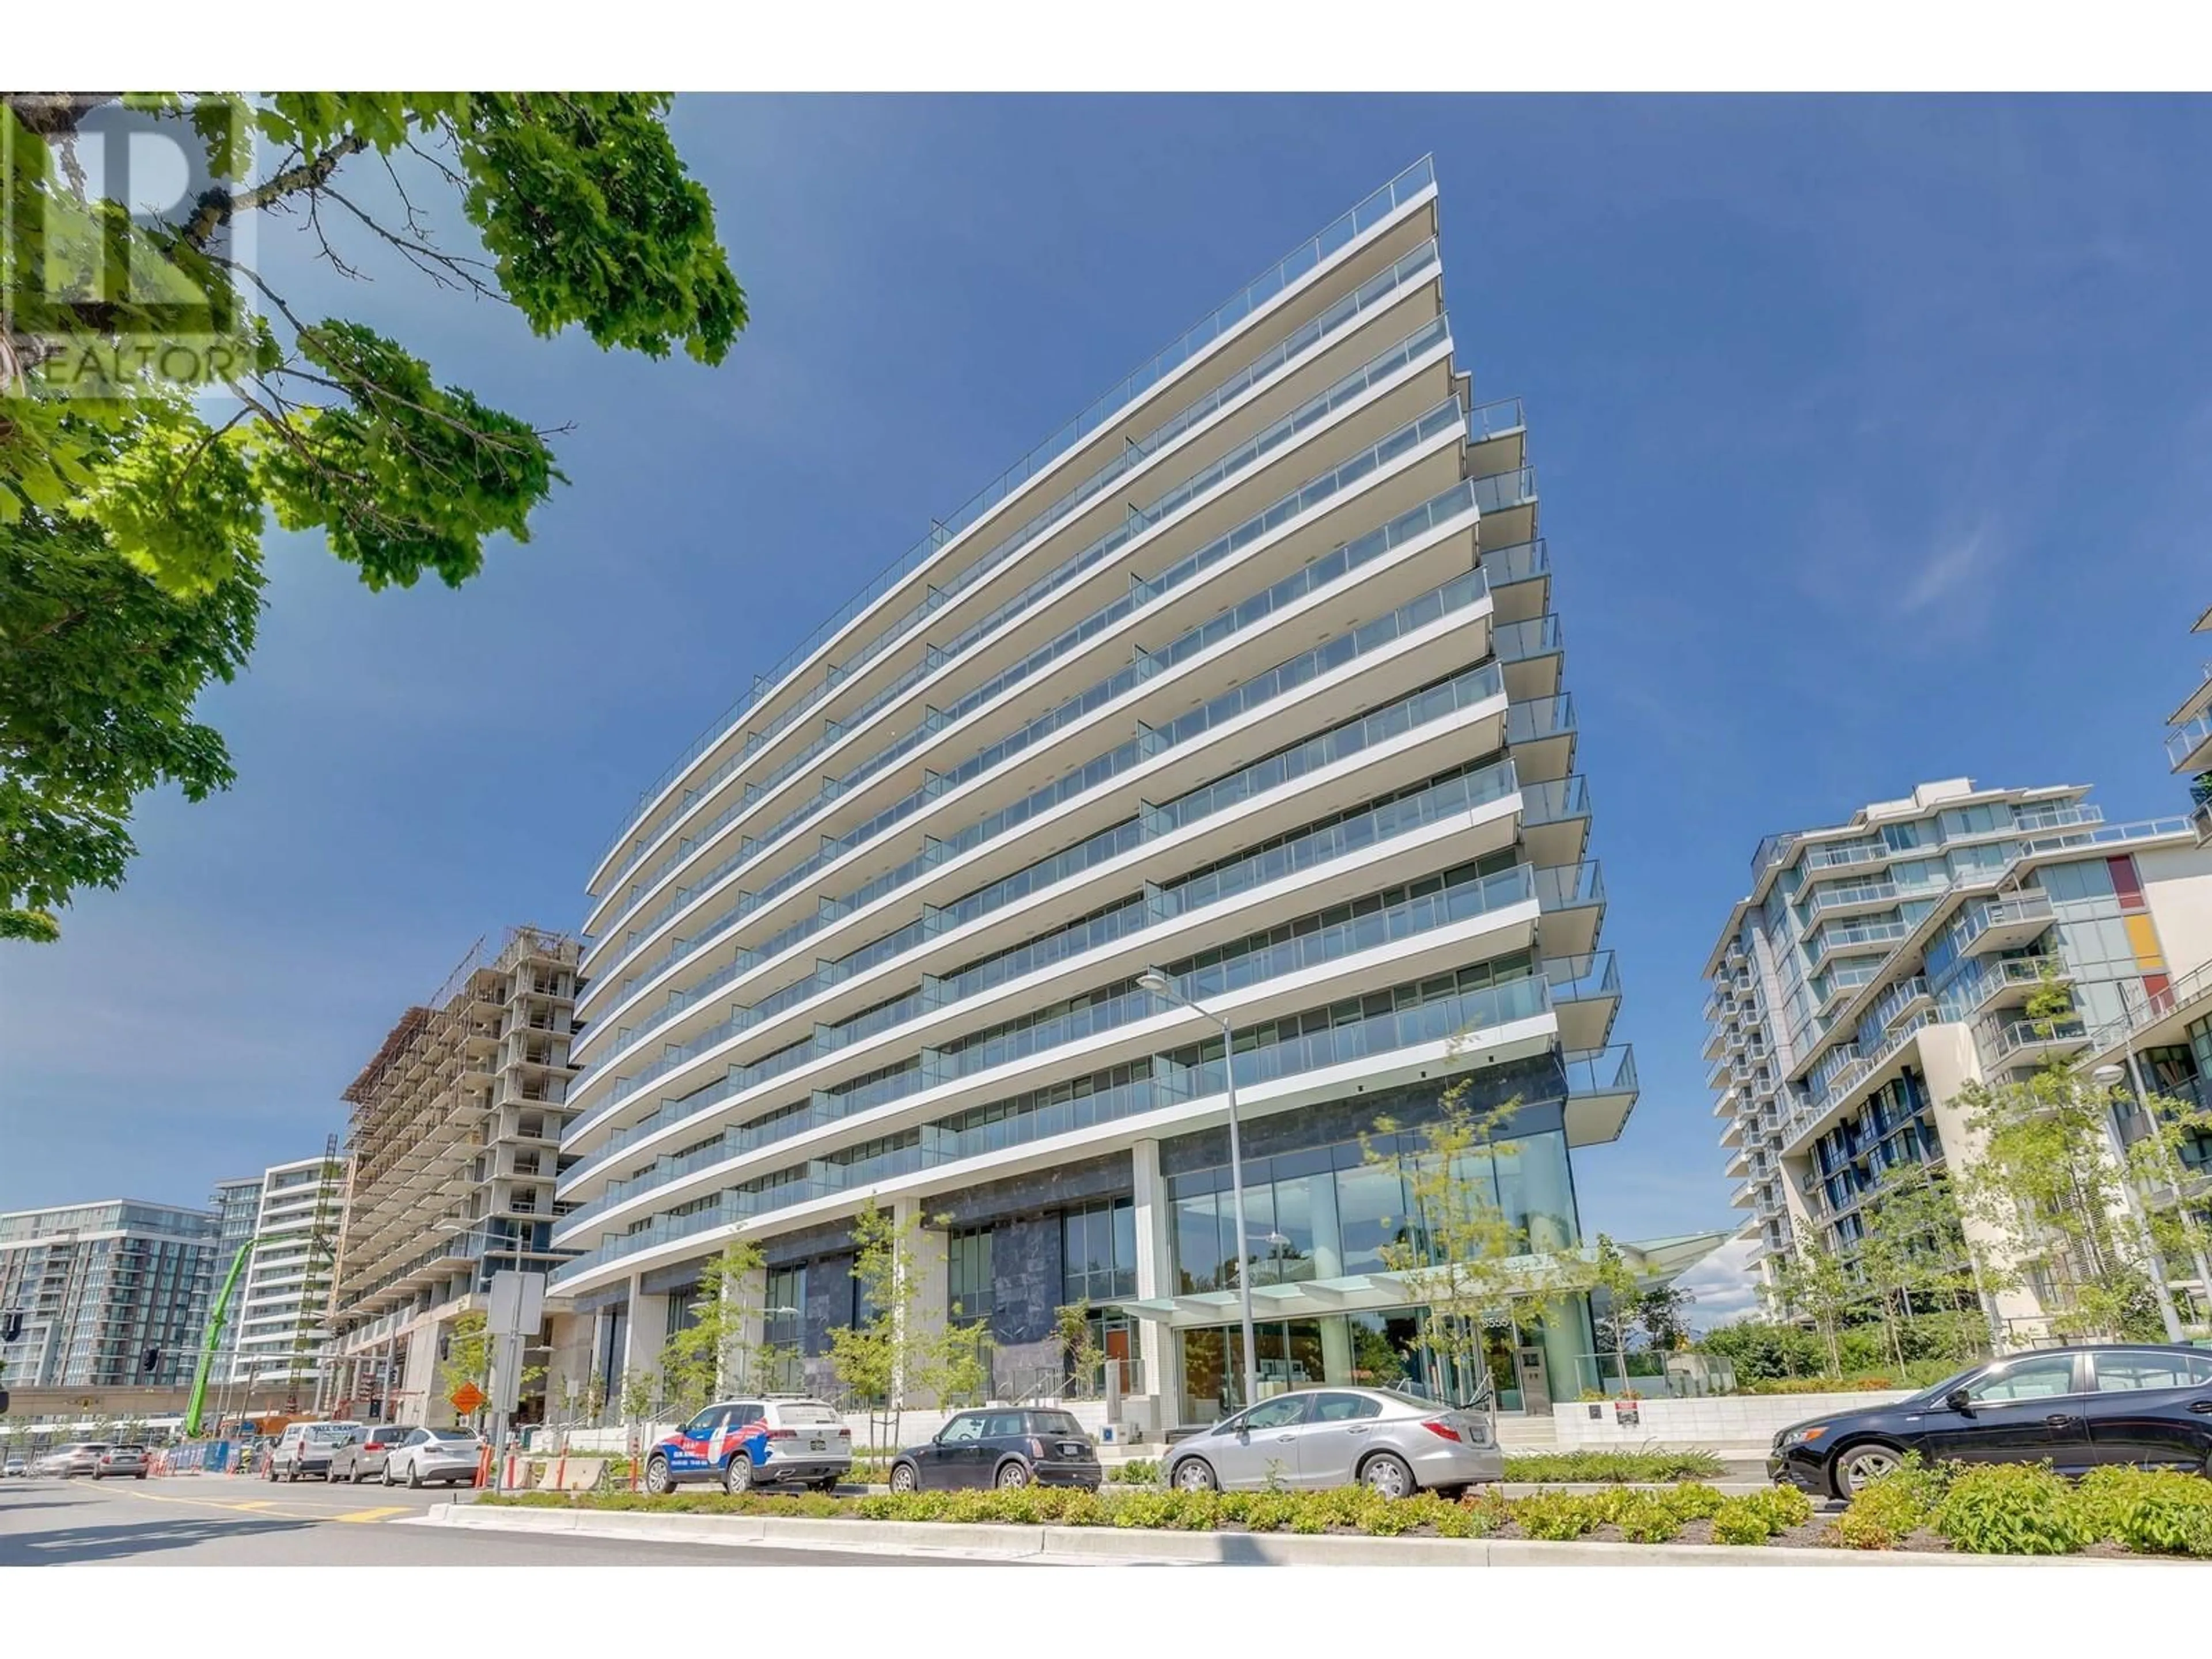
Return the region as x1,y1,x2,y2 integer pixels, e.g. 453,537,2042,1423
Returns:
2167,702,2212,775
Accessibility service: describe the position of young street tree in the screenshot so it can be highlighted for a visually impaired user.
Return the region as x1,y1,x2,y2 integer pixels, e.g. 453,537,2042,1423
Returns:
827,1200,991,1449
659,1239,787,1418
1363,1088,1582,1404
1955,975,2168,1342
1586,1234,1645,1393
1,93,744,941
1764,1229,1854,1378
1854,1160,1979,1372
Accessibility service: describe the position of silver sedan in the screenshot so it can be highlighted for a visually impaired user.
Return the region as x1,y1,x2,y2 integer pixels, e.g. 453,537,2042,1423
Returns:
1165,1387,1503,1498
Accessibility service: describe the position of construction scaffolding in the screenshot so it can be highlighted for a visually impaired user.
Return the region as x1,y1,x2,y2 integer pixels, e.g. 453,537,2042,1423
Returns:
325,926,582,1422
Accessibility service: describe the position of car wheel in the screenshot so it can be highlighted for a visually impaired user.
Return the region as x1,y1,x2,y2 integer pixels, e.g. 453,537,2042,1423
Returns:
722,1454,754,1496
643,1454,674,1497
1360,1452,1415,1500
381,1465,395,1487
889,1461,918,1494
407,1461,423,1490
1833,1443,1906,1498
995,1460,1032,1490
287,1464,300,1483
1171,1458,1218,1493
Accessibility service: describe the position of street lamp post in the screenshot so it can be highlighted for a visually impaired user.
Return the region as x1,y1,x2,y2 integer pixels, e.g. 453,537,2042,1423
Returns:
1138,968,1259,1413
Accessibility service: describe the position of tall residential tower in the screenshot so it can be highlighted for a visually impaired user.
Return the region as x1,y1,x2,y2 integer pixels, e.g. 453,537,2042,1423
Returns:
1706,779,2212,1336
554,161,1685,1426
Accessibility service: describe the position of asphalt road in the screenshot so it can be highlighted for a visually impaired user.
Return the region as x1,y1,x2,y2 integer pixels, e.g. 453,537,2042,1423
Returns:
0,1474,988,1566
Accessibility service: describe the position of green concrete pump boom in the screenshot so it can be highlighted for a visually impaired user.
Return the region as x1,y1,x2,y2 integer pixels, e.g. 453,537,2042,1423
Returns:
183,1236,257,1438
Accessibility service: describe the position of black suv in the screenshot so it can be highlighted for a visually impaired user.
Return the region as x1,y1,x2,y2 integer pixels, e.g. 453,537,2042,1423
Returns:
1769,1343,2212,1498
888,1408,1100,1493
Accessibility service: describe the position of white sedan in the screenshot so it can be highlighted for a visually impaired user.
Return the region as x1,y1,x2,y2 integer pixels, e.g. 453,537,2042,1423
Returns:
381,1427,483,1488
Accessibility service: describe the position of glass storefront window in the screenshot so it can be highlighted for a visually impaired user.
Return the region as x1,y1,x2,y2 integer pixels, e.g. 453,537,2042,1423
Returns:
1062,1199,1137,1302
948,1228,993,1325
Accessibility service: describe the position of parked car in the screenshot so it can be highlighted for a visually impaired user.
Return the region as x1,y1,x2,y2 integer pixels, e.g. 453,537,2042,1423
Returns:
1164,1387,1503,1498
327,1426,410,1484
1768,1343,2212,1499
644,1397,854,1495
35,1443,108,1478
382,1426,484,1488
267,1421,364,1482
3,1456,25,1478
888,1408,1101,1493
92,1444,148,1480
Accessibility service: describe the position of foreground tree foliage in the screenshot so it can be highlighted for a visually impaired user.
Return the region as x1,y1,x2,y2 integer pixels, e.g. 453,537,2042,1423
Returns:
0,93,744,940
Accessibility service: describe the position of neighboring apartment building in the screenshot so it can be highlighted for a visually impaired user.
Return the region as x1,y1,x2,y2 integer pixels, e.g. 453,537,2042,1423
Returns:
1705,777,2212,1339
550,159,1688,1429
206,1154,345,1392
0,1200,217,1389
2076,600,2212,1305
323,927,582,1425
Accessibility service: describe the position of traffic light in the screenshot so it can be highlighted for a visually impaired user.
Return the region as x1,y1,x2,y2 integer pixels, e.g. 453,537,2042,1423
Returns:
142,1346,161,1373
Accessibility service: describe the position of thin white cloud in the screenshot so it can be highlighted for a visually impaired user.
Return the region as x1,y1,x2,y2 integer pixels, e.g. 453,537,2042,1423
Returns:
1895,524,1994,618
1676,1234,1765,1331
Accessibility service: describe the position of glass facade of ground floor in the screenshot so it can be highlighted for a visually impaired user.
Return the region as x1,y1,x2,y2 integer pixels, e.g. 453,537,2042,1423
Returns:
1174,1295,1595,1422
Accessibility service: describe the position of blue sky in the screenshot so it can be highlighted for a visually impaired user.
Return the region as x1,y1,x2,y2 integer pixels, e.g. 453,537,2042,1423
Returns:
4,96,2206,1320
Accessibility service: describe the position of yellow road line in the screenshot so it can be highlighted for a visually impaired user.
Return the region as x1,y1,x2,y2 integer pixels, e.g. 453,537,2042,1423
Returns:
329,1505,412,1524
99,1484,325,1520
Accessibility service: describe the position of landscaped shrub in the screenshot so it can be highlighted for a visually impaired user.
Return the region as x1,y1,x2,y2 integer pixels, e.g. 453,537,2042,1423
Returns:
1612,1491,1686,1543
1109,1459,1160,1484
1707,1486,1813,1545
1502,1448,1726,1483
1931,1463,2090,1555
1825,1454,1952,1550
1510,1490,1610,1540
2084,1467,2212,1558
1742,1375,1896,1395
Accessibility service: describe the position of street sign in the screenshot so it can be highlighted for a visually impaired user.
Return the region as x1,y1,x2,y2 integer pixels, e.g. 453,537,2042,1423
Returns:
449,1381,486,1415
486,1270,545,1337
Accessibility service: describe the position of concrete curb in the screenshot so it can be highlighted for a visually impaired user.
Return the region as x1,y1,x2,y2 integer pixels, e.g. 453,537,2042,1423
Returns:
412,1502,2151,1567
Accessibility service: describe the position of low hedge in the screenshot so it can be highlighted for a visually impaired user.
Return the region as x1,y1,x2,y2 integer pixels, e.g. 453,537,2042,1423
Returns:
1741,1376,1900,1396
1828,1457,2212,1558
477,1480,1816,1544
1500,1449,1727,1484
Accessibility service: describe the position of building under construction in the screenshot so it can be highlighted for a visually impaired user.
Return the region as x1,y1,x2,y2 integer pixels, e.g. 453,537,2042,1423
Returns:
323,926,582,1426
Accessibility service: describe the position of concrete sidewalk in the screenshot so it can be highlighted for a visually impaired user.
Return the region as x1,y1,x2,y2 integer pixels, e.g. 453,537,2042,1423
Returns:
410,1499,2147,1568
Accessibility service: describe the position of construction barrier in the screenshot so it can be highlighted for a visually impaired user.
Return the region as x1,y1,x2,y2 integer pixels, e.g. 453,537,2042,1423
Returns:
150,1441,233,1477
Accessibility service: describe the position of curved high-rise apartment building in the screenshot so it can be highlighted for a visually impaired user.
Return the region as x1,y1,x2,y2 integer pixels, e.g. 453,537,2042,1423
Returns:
553,160,1646,1426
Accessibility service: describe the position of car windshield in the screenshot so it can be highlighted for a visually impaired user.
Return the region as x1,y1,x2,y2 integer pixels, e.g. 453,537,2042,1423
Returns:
1030,1412,1084,1438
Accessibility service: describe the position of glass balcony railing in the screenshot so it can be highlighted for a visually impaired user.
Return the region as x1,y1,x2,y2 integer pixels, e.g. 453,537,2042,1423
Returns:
586,555,1499,1076
595,168,1442,881
556,947,1570,1282
1506,692,1575,748
1481,537,1549,589
560,825,1543,1231
589,383,1471,983
563,662,1516,1159
1532,860,1604,913
2166,709,2212,770
1544,952,1620,1006
1493,614,1562,665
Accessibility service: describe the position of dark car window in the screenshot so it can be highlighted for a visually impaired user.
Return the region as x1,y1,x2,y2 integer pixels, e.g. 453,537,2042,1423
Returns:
680,1408,722,1437
1028,1412,1084,1438
1312,1392,1382,1422
1240,1395,1312,1432
423,1427,478,1444
1967,1354,2080,1402
940,1414,986,1444
2093,1351,2212,1392
729,1404,765,1427
982,1412,1025,1440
